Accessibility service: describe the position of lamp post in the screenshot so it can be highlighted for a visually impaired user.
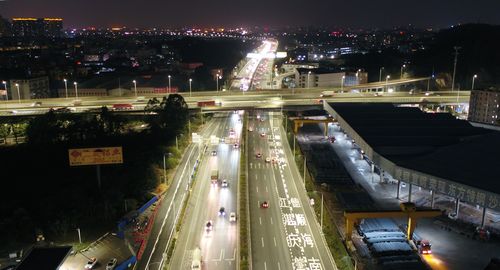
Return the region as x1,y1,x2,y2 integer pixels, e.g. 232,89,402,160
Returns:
133,80,137,97
472,74,478,90
168,75,171,92
63,79,68,99
341,75,345,92
379,67,384,82
76,228,82,244
385,75,390,92
15,83,20,103
189,78,192,97
2,81,7,101
216,75,221,92
73,82,79,99
400,64,406,79
307,71,311,88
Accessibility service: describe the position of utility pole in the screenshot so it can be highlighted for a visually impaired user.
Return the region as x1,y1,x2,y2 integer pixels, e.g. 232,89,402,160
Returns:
451,46,460,92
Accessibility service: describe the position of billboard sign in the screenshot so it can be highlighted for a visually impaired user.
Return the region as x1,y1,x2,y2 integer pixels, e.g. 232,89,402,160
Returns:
69,147,123,166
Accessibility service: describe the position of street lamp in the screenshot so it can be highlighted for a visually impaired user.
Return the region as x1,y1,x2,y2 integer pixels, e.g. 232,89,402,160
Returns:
400,64,406,79
307,71,311,88
341,75,345,92
379,67,384,82
73,82,79,99
216,75,221,92
132,80,137,97
189,78,192,97
2,81,7,101
385,75,390,92
15,83,20,103
63,79,68,99
472,74,478,90
168,75,171,92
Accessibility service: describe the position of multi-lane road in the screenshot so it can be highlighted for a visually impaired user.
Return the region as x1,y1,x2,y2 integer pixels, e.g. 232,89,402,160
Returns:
248,111,337,270
169,112,242,270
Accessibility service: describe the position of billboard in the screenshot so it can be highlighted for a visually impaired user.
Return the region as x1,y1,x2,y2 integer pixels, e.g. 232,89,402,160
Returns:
69,147,123,166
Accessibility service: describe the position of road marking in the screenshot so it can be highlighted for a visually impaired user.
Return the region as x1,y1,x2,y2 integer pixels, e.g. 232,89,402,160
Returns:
264,261,267,270
266,186,268,192
255,175,258,180
259,217,262,225
261,237,265,247
256,186,259,193
278,262,281,270
270,217,273,224
263,174,266,180
274,237,277,246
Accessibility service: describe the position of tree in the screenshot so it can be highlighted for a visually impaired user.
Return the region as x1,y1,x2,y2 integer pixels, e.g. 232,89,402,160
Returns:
0,122,10,143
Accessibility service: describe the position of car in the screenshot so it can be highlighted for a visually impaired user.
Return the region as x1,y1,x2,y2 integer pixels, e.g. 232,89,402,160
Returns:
261,201,269,208
218,207,226,216
248,127,253,132
233,143,239,149
260,133,266,137
265,157,271,163
256,153,262,158
221,179,228,187
211,150,217,156
229,212,236,222
84,257,97,269
206,220,213,231
31,101,42,107
106,258,117,270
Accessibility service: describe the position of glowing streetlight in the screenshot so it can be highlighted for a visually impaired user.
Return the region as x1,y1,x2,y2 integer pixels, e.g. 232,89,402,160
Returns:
189,78,192,97
63,79,68,98
73,82,79,99
385,75,390,92
400,64,406,79
216,74,222,92
472,74,478,90
168,75,171,92
307,71,312,88
15,83,20,103
2,81,7,101
341,75,345,92
132,80,137,97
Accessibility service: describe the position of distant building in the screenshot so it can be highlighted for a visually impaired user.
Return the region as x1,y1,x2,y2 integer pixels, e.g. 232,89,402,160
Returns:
11,17,63,37
468,89,500,126
9,76,50,100
0,15,11,37
295,68,368,88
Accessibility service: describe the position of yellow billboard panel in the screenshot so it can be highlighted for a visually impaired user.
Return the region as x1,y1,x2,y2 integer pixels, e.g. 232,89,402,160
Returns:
69,147,123,166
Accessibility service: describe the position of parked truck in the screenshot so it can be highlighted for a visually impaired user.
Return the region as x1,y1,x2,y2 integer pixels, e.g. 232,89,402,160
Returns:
197,100,221,107
320,91,334,97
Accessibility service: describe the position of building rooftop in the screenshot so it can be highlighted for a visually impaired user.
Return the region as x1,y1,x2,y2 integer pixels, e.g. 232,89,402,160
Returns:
329,103,500,195
16,246,72,270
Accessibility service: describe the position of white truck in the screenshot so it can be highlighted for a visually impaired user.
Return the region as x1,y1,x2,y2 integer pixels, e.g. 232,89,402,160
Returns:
320,91,334,97
191,247,202,269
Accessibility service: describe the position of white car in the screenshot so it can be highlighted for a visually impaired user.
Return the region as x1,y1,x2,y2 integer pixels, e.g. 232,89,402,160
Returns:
229,212,236,222
106,258,117,270
85,258,97,269
265,157,271,163
221,179,228,187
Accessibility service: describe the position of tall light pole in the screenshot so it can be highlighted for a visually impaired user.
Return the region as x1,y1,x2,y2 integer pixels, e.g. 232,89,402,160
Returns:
400,64,406,79
2,81,7,101
73,82,79,99
189,78,192,97
168,75,171,92
451,46,460,92
216,75,221,92
63,79,68,99
132,80,137,97
472,74,478,90
341,75,345,92
385,75,390,92
15,83,20,103
379,67,384,82
307,71,311,88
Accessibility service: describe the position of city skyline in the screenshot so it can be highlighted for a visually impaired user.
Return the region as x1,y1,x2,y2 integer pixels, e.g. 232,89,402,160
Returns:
1,0,500,29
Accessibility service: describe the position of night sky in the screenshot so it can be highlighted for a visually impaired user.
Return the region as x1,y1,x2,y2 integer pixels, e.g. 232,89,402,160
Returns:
1,0,500,29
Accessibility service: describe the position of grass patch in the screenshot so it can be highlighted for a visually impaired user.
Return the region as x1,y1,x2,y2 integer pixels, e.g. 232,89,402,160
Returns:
239,113,249,270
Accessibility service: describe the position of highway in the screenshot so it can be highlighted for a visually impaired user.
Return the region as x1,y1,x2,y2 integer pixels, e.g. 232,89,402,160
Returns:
247,111,337,270
169,112,242,270
0,88,470,116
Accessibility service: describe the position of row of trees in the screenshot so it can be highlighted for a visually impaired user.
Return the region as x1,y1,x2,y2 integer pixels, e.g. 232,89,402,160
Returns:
0,94,190,252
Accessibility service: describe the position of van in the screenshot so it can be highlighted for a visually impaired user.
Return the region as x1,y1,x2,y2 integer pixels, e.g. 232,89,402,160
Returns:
191,247,202,269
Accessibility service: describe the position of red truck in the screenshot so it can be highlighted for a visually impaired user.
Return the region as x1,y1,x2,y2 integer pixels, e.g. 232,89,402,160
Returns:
197,100,220,107
112,103,134,110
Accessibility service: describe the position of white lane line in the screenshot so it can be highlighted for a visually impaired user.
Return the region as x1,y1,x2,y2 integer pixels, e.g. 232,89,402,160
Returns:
256,186,259,193
278,262,281,270
261,237,265,247
259,217,262,225
263,174,266,180
264,261,267,270
274,237,277,246
270,217,273,225
266,186,268,192
255,175,258,180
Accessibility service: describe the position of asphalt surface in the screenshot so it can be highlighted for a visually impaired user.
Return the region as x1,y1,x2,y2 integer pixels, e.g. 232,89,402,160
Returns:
248,111,337,270
169,112,242,270
136,117,224,270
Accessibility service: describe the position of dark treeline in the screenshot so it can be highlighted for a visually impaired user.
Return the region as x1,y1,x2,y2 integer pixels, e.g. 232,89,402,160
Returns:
0,94,189,251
